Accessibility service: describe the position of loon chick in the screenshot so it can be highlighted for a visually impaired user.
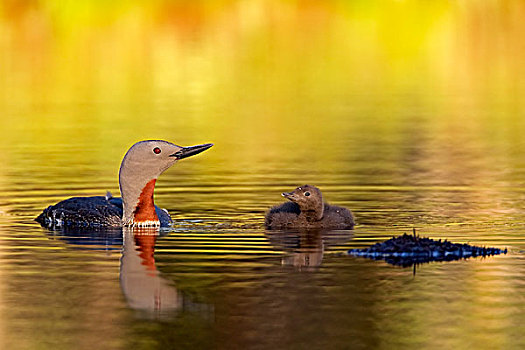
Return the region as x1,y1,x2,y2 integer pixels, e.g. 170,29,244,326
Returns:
265,185,354,230
36,140,213,229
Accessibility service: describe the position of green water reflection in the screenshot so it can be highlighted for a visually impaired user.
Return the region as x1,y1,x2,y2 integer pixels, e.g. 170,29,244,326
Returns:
0,1,524,349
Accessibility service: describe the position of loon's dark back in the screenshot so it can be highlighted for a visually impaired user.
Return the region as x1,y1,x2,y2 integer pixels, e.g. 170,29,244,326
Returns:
36,196,172,229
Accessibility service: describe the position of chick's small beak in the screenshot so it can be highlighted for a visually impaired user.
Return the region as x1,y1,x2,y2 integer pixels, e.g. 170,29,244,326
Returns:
170,143,213,160
282,192,295,200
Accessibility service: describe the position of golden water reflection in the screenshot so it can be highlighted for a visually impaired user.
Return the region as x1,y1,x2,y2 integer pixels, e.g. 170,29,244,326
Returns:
0,1,525,349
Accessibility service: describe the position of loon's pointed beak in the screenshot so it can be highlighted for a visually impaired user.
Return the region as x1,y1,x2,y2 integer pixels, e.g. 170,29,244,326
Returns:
170,143,213,160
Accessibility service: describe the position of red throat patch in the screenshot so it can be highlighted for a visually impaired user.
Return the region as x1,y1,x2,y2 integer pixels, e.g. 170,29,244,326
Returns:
133,179,159,222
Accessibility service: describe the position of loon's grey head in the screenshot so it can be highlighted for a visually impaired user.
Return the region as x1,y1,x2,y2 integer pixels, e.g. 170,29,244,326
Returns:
119,140,213,226
282,185,324,221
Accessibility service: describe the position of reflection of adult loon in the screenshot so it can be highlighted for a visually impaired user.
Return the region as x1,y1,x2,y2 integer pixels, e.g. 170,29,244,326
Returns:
265,185,354,230
120,228,183,316
36,140,213,229
120,228,213,319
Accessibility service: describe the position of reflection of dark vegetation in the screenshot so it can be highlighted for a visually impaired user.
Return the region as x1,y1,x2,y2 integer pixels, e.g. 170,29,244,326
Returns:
348,229,507,267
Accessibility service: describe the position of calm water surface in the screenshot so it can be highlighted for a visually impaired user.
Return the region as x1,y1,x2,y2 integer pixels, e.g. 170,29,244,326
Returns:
1,1,525,349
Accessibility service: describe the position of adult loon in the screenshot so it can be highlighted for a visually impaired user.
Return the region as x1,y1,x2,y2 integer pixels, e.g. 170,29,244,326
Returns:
265,185,354,230
36,140,213,229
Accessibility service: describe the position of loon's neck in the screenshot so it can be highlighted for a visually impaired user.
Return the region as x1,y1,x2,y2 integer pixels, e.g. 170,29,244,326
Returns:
300,203,324,222
121,178,160,227
301,210,323,222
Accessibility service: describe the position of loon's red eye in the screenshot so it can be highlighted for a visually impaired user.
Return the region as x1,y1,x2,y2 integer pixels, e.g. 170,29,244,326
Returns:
153,147,161,154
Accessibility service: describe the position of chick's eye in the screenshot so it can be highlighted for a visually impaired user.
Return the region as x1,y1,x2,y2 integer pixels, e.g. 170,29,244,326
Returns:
153,147,161,154
304,192,311,197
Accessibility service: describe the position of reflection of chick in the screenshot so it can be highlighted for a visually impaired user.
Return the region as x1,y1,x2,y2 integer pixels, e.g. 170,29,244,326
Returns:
265,185,354,230
280,231,324,270
120,228,183,317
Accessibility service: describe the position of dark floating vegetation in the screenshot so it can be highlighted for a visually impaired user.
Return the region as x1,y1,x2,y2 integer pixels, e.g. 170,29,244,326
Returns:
347,229,508,267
